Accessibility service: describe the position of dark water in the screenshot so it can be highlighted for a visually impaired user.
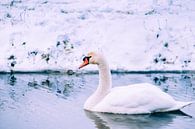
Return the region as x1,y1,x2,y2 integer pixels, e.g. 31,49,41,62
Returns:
0,73,195,129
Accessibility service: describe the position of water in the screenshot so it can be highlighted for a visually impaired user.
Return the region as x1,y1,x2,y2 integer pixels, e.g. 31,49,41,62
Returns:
0,73,195,129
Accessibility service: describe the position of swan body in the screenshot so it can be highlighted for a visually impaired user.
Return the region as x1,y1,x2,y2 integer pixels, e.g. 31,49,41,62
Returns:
86,83,191,114
79,52,192,114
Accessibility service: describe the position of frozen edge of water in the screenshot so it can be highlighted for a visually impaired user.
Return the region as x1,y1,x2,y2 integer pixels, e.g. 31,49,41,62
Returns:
0,69,195,75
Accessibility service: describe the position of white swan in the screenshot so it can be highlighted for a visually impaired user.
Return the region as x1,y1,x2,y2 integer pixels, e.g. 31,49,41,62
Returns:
79,52,193,114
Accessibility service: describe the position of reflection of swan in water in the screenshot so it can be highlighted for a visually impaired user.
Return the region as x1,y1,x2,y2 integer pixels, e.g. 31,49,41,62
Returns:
85,110,191,129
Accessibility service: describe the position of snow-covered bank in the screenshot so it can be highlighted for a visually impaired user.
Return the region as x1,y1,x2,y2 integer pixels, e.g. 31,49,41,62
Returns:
0,0,195,72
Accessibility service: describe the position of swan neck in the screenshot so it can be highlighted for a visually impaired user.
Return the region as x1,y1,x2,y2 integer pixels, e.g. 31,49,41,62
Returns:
83,56,112,110
97,60,112,93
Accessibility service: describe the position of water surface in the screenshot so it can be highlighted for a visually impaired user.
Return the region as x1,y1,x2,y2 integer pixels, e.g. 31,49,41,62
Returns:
0,73,195,129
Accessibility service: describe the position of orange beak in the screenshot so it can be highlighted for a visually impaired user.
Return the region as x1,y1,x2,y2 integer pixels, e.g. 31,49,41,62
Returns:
79,58,89,69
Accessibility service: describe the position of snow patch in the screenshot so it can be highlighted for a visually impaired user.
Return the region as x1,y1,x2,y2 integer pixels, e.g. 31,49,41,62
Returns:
0,0,195,72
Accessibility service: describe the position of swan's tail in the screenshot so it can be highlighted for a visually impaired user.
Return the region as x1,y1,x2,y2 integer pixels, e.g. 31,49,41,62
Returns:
177,101,193,108
169,101,194,111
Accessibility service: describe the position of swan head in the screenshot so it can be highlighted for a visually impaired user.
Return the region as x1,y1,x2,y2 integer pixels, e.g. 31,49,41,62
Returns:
79,52,103,69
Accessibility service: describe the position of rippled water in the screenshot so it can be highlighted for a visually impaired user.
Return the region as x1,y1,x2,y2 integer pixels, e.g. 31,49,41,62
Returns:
0,73,195,129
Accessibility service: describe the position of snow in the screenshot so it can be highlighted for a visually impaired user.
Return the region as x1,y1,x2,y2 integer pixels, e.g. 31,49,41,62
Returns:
0,0,195,72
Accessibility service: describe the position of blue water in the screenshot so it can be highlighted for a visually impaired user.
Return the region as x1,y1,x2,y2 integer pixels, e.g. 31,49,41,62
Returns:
0,73,195,129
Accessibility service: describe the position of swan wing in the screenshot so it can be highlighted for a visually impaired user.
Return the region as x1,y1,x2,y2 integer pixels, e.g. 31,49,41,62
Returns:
94,83,179,114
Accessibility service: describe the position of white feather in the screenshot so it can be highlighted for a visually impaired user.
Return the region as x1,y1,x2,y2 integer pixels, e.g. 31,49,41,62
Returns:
83,52,193,114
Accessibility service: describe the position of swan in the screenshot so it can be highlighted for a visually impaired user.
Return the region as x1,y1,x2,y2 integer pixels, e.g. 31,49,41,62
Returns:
79,52,193,114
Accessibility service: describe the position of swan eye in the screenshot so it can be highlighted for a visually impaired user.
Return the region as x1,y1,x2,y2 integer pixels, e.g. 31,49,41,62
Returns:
83,56,92,62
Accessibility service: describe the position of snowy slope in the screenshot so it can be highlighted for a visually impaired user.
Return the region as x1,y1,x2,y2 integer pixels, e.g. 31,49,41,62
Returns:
0,0,195,72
